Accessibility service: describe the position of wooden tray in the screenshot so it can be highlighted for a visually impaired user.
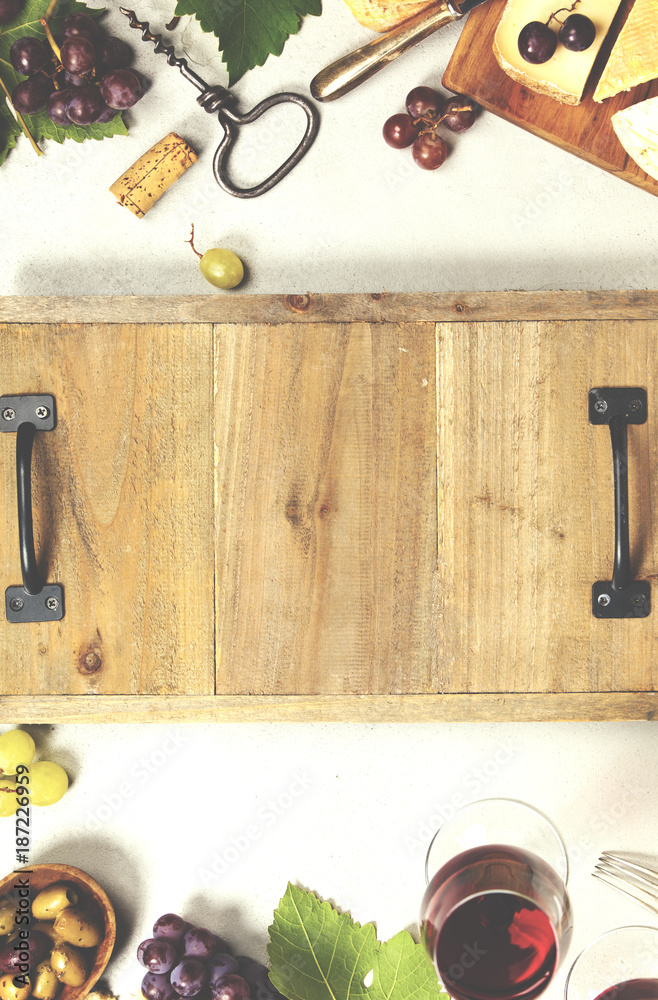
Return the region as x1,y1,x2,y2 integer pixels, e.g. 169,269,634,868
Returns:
0,292,657,724
442,0,658,196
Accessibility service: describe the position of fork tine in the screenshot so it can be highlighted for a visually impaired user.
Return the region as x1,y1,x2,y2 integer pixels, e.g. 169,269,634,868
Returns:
592,869,658,917
596,857,658,893
599,852,658,886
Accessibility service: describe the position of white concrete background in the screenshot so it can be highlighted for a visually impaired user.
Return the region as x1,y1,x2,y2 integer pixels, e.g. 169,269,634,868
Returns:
1,0,657,295
0,723,656,1000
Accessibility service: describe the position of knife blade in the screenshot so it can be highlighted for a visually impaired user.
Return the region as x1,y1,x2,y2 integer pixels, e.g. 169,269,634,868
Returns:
310,0,489,102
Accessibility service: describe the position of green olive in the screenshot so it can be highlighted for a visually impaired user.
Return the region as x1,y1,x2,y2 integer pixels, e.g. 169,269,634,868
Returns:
32,886,78,922
0,974,30,1000
49,944,87,987
53,907,102,949
31,963,61,1000
0,904,14,936
31,925,63,949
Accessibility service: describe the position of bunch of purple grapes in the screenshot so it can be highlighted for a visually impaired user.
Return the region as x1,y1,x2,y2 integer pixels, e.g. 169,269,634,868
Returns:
383,86,477,171
9,10,142,126
139,913,287,1000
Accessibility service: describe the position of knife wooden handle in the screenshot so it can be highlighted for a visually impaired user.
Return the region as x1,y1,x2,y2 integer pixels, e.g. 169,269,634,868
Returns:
310,1,462,102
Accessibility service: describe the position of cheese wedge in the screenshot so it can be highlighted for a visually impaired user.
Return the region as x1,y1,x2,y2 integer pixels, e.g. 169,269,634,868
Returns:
593,0,658,102
611,96,658,180
493,0,623,105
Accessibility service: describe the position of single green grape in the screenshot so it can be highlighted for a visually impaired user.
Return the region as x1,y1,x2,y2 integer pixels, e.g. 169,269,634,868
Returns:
199,248,244,289
0,729,35,775
0,777,18,817
29,761,68,806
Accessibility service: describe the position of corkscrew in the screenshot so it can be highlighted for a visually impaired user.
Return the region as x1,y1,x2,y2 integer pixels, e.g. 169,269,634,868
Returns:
119,8,320,198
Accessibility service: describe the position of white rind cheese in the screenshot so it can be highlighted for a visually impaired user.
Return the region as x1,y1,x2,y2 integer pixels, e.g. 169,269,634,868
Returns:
493,0,623,105
593,0,658,102
612,96,658,180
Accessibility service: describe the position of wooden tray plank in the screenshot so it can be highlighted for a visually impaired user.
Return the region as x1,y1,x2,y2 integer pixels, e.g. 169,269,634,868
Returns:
437,317,658,692
0,693,655,722
215,322,438,694
0,323,215,695
2,292,658,325
443,0,658,195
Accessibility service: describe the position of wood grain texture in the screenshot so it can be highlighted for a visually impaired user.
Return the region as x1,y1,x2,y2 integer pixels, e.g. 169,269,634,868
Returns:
443,0,658,195
214,322,438,693
0,323,215,694
0,693,655,722
2,292,658,325
437,318,658,692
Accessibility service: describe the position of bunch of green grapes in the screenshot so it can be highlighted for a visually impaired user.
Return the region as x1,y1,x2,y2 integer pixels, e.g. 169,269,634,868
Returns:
0,730,68,817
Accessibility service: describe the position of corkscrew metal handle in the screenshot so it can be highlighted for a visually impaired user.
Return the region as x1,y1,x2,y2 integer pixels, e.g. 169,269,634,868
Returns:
119,9,320,198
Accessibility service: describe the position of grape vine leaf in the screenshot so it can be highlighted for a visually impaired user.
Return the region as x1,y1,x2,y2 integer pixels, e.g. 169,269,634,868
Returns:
267,884,446,1000
172,0,322,86
0,0,128,167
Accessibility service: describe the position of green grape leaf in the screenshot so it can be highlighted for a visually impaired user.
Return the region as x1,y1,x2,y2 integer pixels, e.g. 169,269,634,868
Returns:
173,0,322,86
0,0,128,167
268,884,446,1000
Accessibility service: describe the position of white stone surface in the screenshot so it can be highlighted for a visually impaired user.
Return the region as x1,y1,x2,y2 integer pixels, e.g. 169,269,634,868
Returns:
1,0,657,295
0,722,656,1000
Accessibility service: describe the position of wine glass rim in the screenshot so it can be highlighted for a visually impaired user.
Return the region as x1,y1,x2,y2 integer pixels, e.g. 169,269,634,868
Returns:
563,924,658,1000
424,797,569,886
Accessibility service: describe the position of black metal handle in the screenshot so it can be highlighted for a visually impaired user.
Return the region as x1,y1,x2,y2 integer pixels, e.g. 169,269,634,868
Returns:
589,387,650,618
1,394,64,622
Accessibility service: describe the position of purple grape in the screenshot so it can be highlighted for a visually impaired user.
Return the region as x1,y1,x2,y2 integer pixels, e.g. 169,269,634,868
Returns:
11,76,50,114
412,132,448,170
47,88,73,125
143,940,178,975
0,0,20,23
382,113,419,149
96,35,131,70
211,977,250,1000
99,68,141,109
60,35,96,74
208,955,240,988
142,973,178,1000
62,11,98,41
138,938,158,967
442,96,476,133
405,85,443,121
0,930,50,974
10,36,50,76
94,102,117,122
518,21,557,63
153,914,190,942
183,927,218,961
170,959,207,998
65,84,105,124
558,12,596,51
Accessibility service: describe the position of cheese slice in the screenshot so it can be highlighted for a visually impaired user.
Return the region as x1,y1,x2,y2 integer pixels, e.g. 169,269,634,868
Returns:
593,0,658,102
493,0,623,105
611,95,658,180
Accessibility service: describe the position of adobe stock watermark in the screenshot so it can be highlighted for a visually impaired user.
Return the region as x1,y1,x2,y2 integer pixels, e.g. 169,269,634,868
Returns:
443,940,487,985
198,770,314,885
403,743,517,856
83,728,190,830
511,169,575,233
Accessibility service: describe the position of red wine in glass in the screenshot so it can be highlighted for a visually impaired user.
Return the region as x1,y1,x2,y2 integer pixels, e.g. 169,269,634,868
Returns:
420,844,572,1000
595,982,658,1000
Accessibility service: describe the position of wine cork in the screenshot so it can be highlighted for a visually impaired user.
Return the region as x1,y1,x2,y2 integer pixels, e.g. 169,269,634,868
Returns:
110,132,198,218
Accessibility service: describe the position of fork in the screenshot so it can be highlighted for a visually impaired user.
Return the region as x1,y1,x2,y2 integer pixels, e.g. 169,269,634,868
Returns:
593,852,658,916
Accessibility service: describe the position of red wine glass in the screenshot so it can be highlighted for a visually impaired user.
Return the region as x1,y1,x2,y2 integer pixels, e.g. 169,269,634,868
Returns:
564,926,658,1000
420,798,573,1000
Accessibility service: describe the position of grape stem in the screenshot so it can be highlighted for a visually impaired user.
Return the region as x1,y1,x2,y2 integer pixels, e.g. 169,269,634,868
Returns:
166,15,180,29
186,224,203,259
545,0,580,26
415,104,474,135
40,17,62,63
0,76,44,157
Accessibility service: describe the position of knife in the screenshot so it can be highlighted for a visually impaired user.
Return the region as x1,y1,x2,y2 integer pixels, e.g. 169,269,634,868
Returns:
310,0,486,102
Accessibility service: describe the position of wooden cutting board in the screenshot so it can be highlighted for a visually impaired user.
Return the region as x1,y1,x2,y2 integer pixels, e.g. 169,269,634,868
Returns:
442,0,658,195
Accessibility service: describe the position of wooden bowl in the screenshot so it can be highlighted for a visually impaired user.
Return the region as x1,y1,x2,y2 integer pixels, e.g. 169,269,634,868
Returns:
0,863,116,1000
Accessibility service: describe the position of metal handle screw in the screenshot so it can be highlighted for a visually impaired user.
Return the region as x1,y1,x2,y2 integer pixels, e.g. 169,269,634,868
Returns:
631,592,646,607
2,408,15,421
9,597,24,612
594,399,608,413
45,596,59,611
628,398,643,413
597,593,611,607
35,406,50,419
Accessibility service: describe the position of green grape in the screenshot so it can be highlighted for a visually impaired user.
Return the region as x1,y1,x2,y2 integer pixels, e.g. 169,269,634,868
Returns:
199,249,244,289
0,729,35,774
0,777,18,817
29,761,68,806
